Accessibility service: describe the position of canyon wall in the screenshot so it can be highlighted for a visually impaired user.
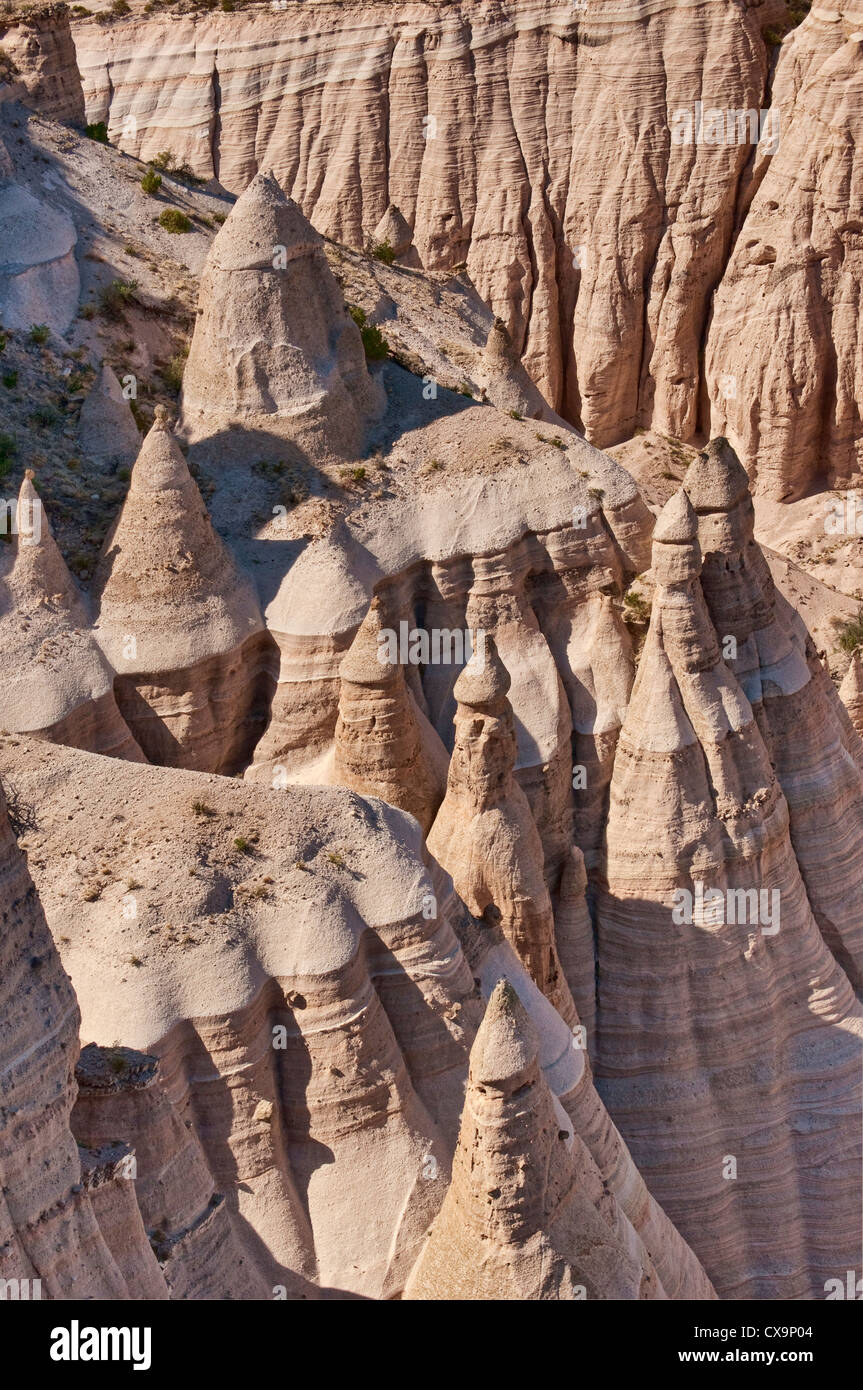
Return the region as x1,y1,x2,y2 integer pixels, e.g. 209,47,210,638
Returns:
69,0,863,497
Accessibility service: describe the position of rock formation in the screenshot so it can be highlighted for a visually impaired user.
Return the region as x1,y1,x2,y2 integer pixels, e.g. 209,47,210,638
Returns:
76,0,787,452
92,409,275,773
180,170,384,461
0,775,148,1298
595,479,863,1299
428,637,577,1023
333,594,448,835
0,179,78,336
405,981,661,1300
370,203,417,267
78,363,141,473
0,474,145,760
707,1,863,497
1,5,85,126
1,732,716,1301
684,438,863,990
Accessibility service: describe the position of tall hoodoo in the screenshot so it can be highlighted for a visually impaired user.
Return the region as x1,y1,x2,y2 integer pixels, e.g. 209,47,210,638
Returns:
0,474,145,760
180,170,384,459
405,980,661,1300
93,409,274,773
334,595,447,834
428,637,577,1024
684,437,863,988
595,482,863,1298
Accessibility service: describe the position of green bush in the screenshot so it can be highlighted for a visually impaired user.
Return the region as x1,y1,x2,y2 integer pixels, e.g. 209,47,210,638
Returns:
834,608,863,654
369,238,396,265
140,168,162,196
98,278,139,319
348,305,388,362
85,121,109,144
158,208,192,234
29,324,49,345
2,371,17,389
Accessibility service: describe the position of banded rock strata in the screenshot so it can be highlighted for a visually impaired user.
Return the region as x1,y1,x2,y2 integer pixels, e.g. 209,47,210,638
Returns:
0,734,715,1300
595,455,863,1299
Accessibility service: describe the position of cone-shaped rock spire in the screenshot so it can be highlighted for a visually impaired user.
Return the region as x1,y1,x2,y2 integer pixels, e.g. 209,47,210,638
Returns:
371,203,413,259
683,436,863,989
180,171,384,458
0,474,144,759
596,449,863,1298
404,980,661,1300
77,363,141,471
93,412,274,772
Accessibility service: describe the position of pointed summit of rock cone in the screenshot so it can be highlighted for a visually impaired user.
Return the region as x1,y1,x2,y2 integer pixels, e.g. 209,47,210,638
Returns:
94,413,263,673
652,488,702,584
684,436,751,513
654,487,698,545
211,169,324,272
470,979,537,1089
839,650,863,737
0,475,144,759
371,203,413,259
180,172,384,459
404,978,660,1300
334,595,447,834
484,316,519,367
452,633,510,709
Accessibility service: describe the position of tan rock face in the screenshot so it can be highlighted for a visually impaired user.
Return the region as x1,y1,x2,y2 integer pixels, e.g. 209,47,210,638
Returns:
77,363,141,473
685,440,863,990
180,171,385,461
0,779,142,1299
334,596,447,835
405,981,662,1300
1,734,714,1301
707,2,863,498
2,5,85,126
596,477,863,1299
93,410,276,773
75,0,784,444
839,650,863,735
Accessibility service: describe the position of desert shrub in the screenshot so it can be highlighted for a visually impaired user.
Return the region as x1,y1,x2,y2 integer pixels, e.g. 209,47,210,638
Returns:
29,324,49,344
140,167,162,195
2,370,17,388
98,278,138,319
158,208,192,234
369,238,396,265
85,121,109,144
834,608,863,654
159,346,188,393
348,305,388,361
